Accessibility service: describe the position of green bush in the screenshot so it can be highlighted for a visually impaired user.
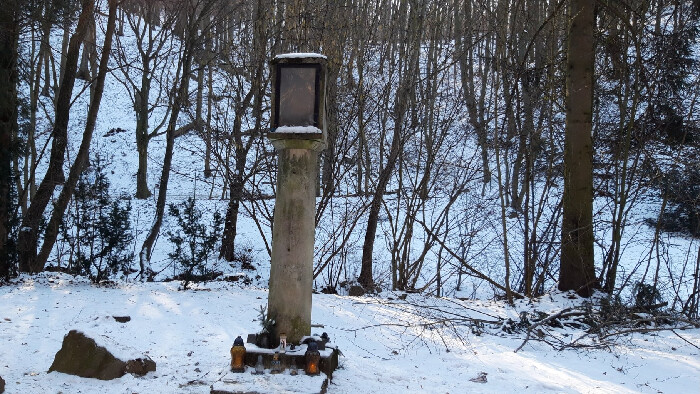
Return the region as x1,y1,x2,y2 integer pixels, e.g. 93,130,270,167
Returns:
61,154,134,282
166,197,223,289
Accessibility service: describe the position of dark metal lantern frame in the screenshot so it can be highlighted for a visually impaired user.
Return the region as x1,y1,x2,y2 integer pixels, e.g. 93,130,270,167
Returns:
269,55,327,140
273,63,321,129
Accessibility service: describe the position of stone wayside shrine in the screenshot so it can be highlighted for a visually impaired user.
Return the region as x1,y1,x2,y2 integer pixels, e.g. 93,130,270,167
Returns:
213,53,339,394
266,52,328,347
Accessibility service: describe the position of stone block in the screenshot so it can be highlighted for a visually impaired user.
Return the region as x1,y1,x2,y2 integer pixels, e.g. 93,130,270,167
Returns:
48,330,155,380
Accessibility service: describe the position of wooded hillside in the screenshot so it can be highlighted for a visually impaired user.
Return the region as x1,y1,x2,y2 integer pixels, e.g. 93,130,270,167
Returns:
0,0,698,316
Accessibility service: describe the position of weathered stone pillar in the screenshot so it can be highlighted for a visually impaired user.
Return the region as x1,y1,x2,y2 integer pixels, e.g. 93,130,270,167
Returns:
266,53,327,346
268,139,324,345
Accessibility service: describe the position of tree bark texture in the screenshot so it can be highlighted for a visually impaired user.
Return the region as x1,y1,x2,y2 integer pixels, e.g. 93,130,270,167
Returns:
0,0,19,280
559,0,597,297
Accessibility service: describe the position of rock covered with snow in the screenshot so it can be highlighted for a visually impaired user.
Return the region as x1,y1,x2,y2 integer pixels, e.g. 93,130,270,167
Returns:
48,330,155,380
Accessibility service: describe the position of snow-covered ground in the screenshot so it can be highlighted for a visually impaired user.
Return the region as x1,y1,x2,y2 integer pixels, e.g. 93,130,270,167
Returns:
1,273,698,393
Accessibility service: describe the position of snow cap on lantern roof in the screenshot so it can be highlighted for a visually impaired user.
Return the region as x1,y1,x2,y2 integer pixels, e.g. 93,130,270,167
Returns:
274,126,323,134
274,52,327,60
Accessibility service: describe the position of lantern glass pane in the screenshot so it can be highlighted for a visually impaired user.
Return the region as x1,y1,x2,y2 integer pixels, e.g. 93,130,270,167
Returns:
278,66,317,127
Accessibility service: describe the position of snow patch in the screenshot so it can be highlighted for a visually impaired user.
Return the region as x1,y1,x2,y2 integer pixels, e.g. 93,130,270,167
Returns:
274,52,327,59
273,126,323,134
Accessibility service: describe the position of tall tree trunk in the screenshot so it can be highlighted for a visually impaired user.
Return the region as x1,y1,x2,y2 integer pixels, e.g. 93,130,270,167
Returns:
24,25,43,213
139,55,190,278
320,1,347,197
77,13,96,81
359,0,424,290
203,61,213,178
128,4,176,200
559,0,597,297
57,8,71,101
39,2,54,97
454,0,491,186
135,57,152,199
35,0,118,271
0,0,19,280
18,0,95,274
219,0,266,261
139,0,216,277
219,98,252,261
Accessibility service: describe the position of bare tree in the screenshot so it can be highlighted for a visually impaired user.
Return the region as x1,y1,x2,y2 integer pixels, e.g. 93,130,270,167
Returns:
34,0,119,271
218,0,267,262
139,0,221,277
114,0,178,199
454,0,492,187
17,0,95,273
358,0,426,290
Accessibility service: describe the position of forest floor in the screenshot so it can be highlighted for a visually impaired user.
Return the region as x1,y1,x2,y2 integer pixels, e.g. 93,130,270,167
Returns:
1,272,699,393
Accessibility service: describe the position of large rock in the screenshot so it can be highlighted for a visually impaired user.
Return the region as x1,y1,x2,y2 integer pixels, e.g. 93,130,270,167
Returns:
348,285,365,297
1,375,5,393
49,330,155,380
